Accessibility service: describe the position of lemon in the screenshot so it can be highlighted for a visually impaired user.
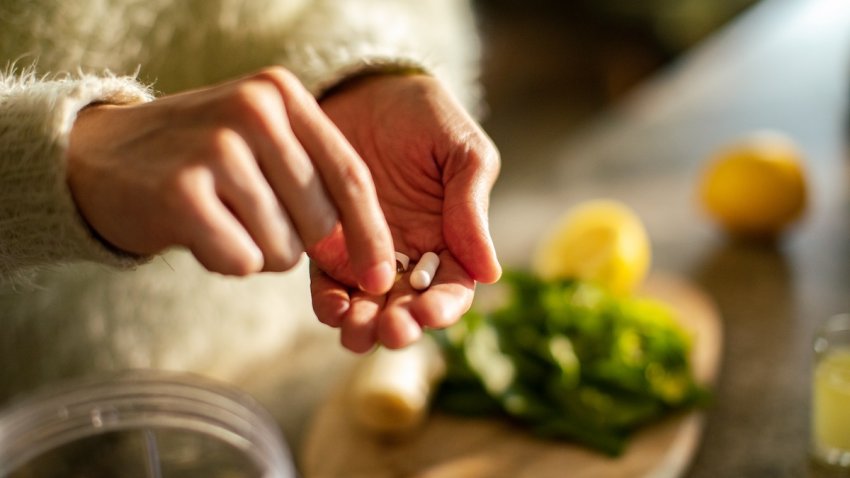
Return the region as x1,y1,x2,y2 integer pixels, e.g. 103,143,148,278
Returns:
698,131,808,238
532,199,651,295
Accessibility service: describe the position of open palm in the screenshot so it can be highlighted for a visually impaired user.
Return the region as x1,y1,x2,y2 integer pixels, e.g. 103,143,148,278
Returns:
308,74,501,352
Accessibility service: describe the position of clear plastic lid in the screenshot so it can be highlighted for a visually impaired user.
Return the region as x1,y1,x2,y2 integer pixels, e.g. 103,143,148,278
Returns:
0,370,295,477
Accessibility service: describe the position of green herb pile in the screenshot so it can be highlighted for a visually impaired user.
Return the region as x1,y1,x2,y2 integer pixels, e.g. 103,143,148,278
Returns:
430,271,708,456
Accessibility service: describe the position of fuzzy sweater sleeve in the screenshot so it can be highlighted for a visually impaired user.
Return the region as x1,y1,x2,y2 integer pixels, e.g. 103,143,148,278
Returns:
0,0,483,113
275,0,483,113
0,72,153,279
155,0,485,117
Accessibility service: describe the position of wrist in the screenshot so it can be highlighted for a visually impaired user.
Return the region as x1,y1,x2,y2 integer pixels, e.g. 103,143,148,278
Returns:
66,103,137,257
319,68,428,103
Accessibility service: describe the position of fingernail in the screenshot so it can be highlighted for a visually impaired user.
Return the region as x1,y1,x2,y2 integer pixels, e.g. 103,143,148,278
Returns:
359,261,394,294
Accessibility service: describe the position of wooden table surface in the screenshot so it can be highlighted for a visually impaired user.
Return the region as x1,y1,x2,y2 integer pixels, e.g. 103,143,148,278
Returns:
484,0,850,476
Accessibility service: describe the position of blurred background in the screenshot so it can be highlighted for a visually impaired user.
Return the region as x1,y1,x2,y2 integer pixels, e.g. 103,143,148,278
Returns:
472,0,760,182
464,2,850,476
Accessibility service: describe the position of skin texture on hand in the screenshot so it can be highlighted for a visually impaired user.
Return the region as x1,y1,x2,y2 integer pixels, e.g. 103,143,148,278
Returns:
67,68,500,354
312,74,502,353
67,67,396,293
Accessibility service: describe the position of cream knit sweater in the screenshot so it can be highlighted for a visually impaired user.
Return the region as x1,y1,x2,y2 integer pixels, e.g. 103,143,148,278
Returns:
0,0,481,445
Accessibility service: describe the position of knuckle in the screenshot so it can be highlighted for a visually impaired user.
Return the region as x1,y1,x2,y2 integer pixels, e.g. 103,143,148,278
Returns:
337,161,374,197
463,130,499,164
163,168,208,209
245,186,278,216
228,81,278,119
255,66,300,91
479,136,501,168
204,131,258,182
207,127,244,158
454,131,501,181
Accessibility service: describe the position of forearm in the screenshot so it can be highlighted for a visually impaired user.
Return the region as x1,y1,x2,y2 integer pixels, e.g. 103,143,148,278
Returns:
0,70,152,279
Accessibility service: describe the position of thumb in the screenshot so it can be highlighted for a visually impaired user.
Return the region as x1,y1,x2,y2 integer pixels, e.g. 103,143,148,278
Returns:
443,141,502,284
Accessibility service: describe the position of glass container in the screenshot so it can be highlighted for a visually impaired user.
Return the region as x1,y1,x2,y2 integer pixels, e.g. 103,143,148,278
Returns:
811,313,850,471
0,370,295,477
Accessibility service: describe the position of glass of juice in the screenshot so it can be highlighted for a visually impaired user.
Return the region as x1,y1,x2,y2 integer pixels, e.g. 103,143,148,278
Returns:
811,313,850,470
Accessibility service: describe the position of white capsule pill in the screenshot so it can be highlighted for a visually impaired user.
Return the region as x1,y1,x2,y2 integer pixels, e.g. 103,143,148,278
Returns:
410,252,440,290
395,251,410,272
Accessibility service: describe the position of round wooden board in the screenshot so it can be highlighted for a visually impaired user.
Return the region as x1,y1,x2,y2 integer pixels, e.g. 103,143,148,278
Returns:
301,273,723,478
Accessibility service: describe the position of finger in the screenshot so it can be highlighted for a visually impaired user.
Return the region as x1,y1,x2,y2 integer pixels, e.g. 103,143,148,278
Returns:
407,253,475,329
443,135,503,284
307,224,359,285
180,174,264,275
309,262,350,327
210,129,304,272
377,300,423,350
265,70,395,294
340,292,385,353
223,76,339,250
262,131,339,249
364,271,421,349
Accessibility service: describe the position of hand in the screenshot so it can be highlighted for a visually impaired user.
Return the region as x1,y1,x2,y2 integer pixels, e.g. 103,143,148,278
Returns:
67,67,396,292
311,74,502,352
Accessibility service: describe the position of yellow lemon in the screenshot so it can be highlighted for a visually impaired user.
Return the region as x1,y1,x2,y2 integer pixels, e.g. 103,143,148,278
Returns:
698,131,808,238
532,199,651,295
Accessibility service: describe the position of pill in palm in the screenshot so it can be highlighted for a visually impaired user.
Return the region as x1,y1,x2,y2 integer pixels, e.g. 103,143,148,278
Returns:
410,252,440,290
395,252,410,272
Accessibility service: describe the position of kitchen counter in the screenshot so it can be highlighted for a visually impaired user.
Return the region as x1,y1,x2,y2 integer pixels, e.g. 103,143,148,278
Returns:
484,0,850,476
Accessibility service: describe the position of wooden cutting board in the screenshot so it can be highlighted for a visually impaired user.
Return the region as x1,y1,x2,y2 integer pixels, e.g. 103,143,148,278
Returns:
301,273,723,478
